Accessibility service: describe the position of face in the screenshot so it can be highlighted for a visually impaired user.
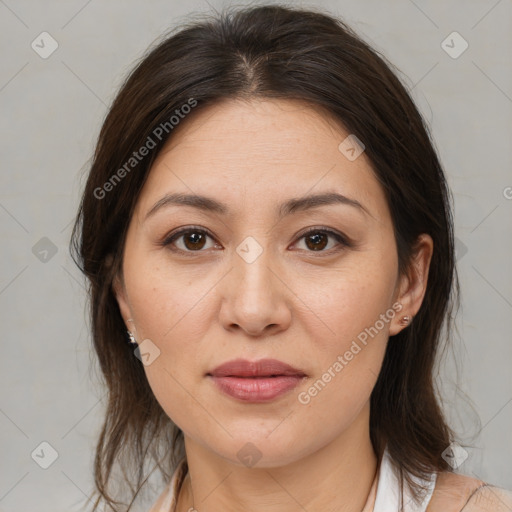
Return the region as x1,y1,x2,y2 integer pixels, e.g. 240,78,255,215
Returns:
114,98,432,468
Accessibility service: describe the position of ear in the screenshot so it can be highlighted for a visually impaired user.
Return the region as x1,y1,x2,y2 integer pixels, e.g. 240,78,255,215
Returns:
389,233,433,336
112,271,134,331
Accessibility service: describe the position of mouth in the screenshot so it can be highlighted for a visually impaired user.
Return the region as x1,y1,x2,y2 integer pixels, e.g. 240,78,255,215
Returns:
206,358,307,402
213,375,292,378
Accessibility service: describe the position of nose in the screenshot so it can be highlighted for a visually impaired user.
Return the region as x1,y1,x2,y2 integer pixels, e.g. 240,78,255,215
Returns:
218,248,292,337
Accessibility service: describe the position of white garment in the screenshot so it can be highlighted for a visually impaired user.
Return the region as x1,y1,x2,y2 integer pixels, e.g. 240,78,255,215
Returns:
374,448,436,512
151,446,437,512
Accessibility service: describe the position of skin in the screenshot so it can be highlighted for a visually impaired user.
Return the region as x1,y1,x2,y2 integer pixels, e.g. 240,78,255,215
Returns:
427,473,486,511
113,98,434,512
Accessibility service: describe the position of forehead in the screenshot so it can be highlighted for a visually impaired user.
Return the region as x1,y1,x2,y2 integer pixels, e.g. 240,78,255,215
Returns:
135,98,388,224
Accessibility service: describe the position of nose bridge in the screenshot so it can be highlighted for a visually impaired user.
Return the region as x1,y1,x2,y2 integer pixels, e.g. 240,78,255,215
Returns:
219,234,290,335
233,235,277,303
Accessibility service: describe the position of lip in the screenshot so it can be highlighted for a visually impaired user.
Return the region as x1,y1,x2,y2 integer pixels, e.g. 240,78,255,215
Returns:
208,358,306,378
207,358,307,403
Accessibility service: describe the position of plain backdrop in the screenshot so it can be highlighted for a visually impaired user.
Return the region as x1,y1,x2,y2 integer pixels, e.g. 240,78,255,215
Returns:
0,0,511,510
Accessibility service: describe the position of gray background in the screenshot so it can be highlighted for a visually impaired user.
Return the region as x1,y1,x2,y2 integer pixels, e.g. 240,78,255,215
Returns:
1,0,511,510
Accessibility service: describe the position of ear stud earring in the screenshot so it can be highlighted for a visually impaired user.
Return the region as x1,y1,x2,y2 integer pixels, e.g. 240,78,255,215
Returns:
127,330,137,345
126,320,138,345
399,315,411,326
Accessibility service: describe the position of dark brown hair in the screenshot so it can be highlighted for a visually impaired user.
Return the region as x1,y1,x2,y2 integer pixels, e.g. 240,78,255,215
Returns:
71,4,460,510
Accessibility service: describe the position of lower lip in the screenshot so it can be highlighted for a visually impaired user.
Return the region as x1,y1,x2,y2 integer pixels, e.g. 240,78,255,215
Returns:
209,375,304,402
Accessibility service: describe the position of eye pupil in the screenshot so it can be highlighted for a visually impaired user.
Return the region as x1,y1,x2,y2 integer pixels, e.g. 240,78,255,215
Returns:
168,228,343,254
305,232,328,251
184,232,206,250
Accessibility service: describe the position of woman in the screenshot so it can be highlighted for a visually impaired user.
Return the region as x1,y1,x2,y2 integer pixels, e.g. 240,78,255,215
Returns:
70,4,512,512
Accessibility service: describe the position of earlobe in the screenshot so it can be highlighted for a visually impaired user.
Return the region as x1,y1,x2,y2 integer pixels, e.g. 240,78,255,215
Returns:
390,234,434,336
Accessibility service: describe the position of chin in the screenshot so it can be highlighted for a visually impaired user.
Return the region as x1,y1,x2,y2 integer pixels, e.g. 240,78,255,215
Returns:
206,431,317,469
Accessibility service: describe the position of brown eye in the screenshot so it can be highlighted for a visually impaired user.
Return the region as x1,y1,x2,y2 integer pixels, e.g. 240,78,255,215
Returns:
305,232,329,251
163,227,217,253
295,228,349,253
182,231,207,250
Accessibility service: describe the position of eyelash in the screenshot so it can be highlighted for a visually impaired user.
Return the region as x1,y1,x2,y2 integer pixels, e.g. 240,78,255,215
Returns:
161,225,351,256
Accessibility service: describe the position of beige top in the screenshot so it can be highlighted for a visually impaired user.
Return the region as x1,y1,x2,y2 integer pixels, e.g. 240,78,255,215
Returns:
149,448,512,512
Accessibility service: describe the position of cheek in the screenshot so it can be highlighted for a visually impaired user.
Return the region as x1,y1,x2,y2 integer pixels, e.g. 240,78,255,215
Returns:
290,250,397,412
124,252,214,341
295,284,391,435
294,250,398,352
125,265,213,433
122,253,217,395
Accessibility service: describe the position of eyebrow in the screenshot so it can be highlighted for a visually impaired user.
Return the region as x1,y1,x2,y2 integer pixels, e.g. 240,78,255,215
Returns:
144,191,372,221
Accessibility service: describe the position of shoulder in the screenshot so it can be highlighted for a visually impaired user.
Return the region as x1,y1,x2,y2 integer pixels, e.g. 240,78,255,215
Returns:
426,471,512,512
461,485,512,512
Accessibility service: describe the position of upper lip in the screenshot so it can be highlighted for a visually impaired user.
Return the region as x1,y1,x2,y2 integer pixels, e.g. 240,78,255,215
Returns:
208,358,307,378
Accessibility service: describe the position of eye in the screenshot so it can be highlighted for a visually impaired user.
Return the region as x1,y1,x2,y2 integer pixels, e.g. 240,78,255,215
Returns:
163,226,219,254
293,227,350,253
162,226,350,255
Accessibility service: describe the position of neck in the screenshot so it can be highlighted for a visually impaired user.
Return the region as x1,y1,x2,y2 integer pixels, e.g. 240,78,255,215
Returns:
176,402,378,512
